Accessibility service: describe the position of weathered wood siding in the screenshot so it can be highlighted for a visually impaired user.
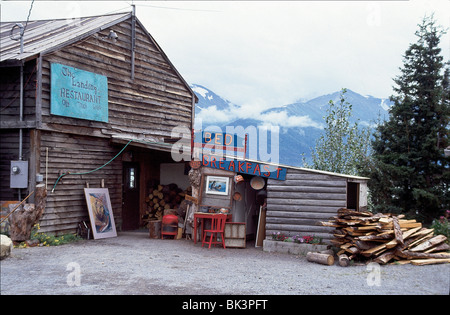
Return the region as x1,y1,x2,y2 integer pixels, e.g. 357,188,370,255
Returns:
0,60,37,126
0,60,36,200
266,169,347,243
39,18,193,141
0,129,30,200
39,131,123,235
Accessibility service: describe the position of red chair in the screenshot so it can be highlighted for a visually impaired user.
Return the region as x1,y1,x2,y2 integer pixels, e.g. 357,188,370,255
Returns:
202,214,227,249
161,215,178,239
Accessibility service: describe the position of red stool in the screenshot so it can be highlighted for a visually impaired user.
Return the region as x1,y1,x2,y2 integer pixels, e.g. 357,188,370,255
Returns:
161,215,178,239
202,214,227,249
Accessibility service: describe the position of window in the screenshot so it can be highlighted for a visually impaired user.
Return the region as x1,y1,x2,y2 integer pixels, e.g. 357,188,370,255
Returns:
129,168,136,189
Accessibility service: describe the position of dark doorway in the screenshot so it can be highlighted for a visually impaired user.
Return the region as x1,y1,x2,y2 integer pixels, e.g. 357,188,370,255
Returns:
347,182,359,211
122,162,140,230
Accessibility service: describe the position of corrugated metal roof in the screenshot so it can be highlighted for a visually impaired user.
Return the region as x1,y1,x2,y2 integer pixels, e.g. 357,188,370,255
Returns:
1,12,131,62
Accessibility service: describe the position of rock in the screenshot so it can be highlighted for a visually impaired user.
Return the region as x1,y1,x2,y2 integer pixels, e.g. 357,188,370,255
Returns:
0,234,13,260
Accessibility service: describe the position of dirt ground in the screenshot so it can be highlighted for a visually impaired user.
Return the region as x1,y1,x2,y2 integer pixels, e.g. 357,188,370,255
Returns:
1,230,449,296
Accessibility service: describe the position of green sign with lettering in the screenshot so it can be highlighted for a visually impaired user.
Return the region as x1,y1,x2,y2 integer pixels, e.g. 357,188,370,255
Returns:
50,63,108,122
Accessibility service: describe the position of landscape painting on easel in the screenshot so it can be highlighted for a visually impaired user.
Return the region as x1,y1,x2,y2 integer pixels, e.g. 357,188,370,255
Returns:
84,188,117,239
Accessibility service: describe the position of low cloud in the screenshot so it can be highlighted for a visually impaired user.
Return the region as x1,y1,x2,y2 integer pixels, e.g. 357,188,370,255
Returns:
259,110,323,129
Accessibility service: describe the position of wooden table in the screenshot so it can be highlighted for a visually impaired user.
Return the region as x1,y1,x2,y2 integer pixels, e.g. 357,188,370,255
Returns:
193,212,232,244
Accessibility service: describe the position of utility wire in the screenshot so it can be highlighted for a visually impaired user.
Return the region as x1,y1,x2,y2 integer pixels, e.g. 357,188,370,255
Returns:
51,139,133,193
50,138,176,193
23,0,35,32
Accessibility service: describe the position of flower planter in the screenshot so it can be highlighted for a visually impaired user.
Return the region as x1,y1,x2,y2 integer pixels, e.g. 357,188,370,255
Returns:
263,239,328,255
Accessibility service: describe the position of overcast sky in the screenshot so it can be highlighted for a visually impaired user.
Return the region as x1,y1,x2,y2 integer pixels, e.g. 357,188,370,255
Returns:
2,0,449,112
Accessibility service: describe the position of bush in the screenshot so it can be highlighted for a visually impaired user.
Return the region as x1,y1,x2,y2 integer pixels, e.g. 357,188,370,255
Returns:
431,215,449,243
271,232,323,245
29,224,82,246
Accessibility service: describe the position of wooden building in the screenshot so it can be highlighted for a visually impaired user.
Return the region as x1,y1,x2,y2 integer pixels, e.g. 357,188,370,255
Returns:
195,153,369,245
265,166,368,244
0,12,197,235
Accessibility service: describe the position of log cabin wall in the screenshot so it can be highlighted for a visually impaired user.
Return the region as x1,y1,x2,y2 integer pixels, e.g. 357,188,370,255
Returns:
266,169,349,244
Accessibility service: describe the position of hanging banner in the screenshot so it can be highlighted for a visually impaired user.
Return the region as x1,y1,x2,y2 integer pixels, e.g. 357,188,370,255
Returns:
193,131,246,154
201,154,286,180
50,63,108,122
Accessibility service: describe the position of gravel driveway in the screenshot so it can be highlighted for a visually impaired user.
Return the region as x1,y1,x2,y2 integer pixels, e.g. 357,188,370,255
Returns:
1,231,449,296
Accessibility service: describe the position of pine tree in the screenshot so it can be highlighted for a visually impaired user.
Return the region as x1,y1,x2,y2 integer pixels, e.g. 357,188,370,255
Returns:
367,15,450,222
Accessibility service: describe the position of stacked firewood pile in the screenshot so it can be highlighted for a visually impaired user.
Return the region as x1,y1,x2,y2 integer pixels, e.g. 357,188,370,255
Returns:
318,208,450,266
144,183,190,221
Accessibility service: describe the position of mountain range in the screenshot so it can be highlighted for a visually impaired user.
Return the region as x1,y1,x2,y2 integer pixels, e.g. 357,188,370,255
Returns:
191,84,393,167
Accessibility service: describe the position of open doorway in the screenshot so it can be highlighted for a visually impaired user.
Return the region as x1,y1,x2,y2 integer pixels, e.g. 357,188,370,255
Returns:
122,162,140,230
347,182,360,211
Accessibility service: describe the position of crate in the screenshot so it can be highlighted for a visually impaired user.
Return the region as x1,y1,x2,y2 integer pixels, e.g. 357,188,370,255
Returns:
224,222,246,248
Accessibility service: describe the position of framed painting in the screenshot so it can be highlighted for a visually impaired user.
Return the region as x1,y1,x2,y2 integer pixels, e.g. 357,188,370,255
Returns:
84,188,117,239
205,176,230,196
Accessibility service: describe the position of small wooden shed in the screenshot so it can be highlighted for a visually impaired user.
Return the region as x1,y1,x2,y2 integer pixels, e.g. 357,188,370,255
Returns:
196,154,369,245
265,165,369,244
0,11,197,235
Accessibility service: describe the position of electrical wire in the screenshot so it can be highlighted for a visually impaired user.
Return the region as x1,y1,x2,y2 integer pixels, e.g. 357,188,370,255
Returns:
23,0,35,32
50,136,180,192
51,139,133,193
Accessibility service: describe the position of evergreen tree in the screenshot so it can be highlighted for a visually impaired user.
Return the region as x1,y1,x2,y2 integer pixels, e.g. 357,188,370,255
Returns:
367,15,450,221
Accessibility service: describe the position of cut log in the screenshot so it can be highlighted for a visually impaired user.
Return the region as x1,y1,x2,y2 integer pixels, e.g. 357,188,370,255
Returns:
374,250,396,265
306,252,335,266
409,235,447,252
361,243,386,257
338,254,350,267
424,242,450,253
406,231,435,249
411,258,450,266
396,249,450,260
148,220,161,239
320,209,449,265
392,216,404,247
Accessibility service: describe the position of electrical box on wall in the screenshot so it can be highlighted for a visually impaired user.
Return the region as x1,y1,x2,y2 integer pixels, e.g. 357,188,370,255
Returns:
10,160,28,188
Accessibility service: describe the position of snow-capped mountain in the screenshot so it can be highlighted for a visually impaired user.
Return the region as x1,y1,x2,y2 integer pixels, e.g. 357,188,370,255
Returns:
191,84,392,167
191,84,240,125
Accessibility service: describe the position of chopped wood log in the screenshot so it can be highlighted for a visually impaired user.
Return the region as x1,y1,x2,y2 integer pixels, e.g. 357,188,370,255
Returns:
396,249,450,260
409,235,447,252
320,209,449,265
356,234,393,242
361,243,386,257
374,250,396,265
424,242,450,253
392,216,404,247
411,258,450,266
338,254,350,267
406,231,435,249
306,252,335,266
